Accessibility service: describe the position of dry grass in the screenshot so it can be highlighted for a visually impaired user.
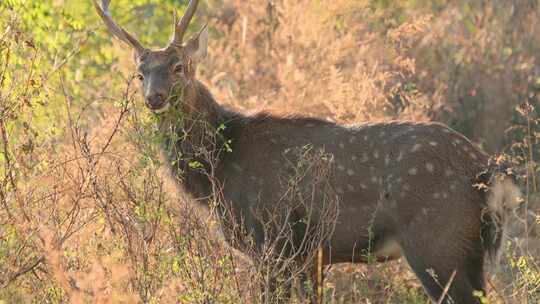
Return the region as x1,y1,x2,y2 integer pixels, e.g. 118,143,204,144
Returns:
1,0,539,303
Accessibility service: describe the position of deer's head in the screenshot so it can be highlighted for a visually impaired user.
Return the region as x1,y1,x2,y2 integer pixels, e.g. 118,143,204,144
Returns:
93,0,207,113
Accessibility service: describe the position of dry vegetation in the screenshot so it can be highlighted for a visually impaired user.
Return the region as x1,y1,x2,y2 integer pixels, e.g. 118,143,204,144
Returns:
1,0,539,303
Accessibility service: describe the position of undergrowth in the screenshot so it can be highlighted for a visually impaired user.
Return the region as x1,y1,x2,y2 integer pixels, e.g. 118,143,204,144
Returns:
0,0,539,303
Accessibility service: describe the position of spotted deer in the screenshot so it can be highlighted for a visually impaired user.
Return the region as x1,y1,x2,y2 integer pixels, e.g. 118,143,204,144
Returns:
94,0,521,303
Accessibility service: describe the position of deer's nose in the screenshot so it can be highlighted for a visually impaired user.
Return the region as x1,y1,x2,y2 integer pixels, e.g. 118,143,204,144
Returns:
146,93,166,110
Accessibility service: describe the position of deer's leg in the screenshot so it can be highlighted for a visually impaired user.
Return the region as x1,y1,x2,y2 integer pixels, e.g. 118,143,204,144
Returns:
403,249,485,303
399,223,486,303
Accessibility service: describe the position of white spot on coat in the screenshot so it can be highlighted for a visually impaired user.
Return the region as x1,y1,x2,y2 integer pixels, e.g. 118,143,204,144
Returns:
411,144,422,152
361,153,369,162
408,167,418,175
426,163,434,172
397,150,404,162
347,169,355,176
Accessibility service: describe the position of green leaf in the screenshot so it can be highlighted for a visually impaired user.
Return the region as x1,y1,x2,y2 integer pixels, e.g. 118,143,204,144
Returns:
188,160,203,169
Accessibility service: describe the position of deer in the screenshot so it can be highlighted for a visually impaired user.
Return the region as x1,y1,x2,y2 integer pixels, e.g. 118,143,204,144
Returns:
93,0,522,303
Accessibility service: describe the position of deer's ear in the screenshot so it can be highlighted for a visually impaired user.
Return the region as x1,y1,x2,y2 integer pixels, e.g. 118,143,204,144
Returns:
185,25,208,61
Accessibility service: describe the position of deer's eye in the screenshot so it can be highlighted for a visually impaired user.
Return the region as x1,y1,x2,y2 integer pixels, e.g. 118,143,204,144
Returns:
173,64,184,73
136,74,144,81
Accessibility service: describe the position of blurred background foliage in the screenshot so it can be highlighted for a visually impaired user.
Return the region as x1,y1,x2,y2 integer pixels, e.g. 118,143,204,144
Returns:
1,0,197,144
1,0,539,303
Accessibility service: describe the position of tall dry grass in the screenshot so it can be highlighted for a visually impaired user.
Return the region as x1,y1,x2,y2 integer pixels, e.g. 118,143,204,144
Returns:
1,0,539,303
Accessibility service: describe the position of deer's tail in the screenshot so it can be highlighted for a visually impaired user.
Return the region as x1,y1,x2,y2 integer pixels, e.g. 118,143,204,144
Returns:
475,162,522,261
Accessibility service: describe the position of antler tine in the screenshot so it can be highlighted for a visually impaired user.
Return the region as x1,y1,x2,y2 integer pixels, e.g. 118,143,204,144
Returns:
170,0,200,47
93,0,145,54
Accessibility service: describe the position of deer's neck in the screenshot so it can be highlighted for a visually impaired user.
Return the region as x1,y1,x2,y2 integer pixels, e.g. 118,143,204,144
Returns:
158,81,236,202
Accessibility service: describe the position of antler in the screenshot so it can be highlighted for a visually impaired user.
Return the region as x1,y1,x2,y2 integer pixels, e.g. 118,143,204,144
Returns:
170,0,200,47
93,0,145,54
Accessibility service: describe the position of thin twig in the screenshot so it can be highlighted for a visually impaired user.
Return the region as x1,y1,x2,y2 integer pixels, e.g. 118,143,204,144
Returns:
436,270,457,304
